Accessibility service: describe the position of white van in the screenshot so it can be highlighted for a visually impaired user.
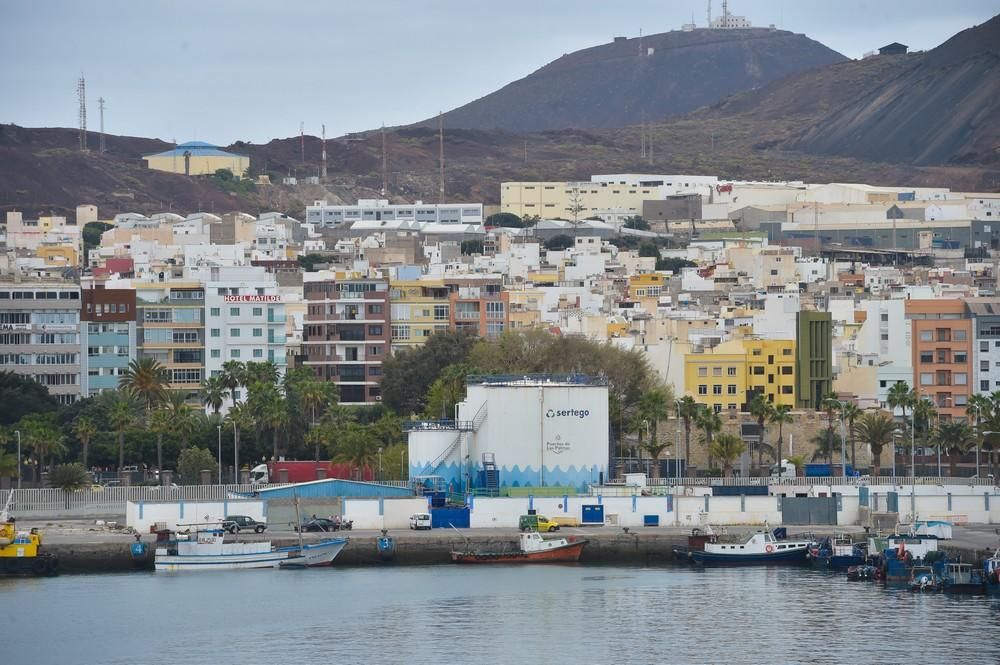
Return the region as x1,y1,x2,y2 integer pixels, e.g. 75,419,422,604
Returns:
409,513,432,530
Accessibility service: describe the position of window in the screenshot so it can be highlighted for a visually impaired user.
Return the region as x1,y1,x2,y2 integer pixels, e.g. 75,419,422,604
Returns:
881,313,889,322
920,330,933,342
954,329,967,341
697,385,707,395
955,394,968,407
955,373,968,386
368,325,383,336
230,307,240,316
698,367,707,377
712,367,722,377
982,361,990,372
727,385,737,395
920,352,933,363
712,385,722,395
752,367,765,376
210,349,220,358
727,367,737,376
751,349,762,356
253,328,263,337
936,328,951,342
982,341,990,352
210,329,220,338
230,349,241,358
391,325,410,340
955,352,967,363
782,348,792,356
982,380,990,391
367,303,384,315
253,349,263,358
920,373,933,385
210,308,220,316
230,329,240,337
781,386,793,395
434,305,448,321
781,367,793,375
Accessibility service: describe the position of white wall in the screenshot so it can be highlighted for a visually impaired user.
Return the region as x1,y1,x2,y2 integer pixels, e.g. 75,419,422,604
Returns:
126,499,264,533
343,497,428,530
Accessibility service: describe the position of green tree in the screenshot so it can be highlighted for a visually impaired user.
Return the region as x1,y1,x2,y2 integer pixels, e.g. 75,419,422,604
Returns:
821,392,842,466
853,410,897,476
225,400,255,477
461,240,484,255
0,371,58,426
177,447,217,485
655,257,697,273
912,397,938,456
200,375,229,415
149,408,173,476
638,241,660,259
696,407,722,473
748,394,774,469
932,420,976,477
810,428,844,465
424,363,474,419
297,254,329,272
0,450,16,484
219,360,248,398
710,433,746,477
768,404,794,461
119,358,169,423
381,331,477,415
676,396,699,474
543,234,574,251
106,389,140,469
71,417,97,469
840,402,862,470
244,361,280,389
485,212,523,228
19,414,66,484
48,463,90,491
332,423,377,480
887,381,915,434
623,216,649,231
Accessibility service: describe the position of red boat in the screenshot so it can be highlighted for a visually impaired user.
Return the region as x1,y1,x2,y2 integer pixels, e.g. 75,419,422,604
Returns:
450,532,587,563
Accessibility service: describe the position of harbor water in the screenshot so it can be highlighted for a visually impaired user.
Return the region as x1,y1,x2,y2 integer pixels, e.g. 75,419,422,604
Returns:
5,565,1000,665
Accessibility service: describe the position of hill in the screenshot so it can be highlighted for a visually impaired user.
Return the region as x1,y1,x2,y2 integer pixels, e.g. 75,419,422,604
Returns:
418,28,846,132
786,15,1000,165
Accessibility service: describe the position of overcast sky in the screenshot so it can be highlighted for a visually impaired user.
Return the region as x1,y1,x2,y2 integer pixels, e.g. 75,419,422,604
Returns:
2,1,995,144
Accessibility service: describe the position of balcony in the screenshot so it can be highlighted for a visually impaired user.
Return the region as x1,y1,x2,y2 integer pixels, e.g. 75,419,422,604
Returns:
266,315,287,324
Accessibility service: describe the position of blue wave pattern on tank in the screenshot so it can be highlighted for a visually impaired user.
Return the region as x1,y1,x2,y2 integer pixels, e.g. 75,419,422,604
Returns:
409,461,603,492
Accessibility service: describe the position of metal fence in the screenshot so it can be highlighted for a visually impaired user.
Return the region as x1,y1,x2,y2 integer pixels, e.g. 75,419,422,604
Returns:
603,476,998,488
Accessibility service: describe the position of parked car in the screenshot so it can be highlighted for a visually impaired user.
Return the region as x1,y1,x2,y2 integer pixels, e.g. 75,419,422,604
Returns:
222,515,267,534
409,512,432,530
296,518,338,532
519,514,560,532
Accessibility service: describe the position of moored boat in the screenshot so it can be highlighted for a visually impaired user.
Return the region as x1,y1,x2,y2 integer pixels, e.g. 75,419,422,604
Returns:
983,550,1000,596
874,534,945,582
908,565,942,592
451,532,587,563
278,538,348,568
807,534,866,572
691,528,811,566
672,527,719,563
154,524,346,571
941,562,986,595
0,494,58,576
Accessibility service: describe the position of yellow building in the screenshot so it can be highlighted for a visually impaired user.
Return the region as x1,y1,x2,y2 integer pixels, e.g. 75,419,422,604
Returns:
628,273,667,313
144,141,249,177
388,279,451,353
507,288,544,330
501,181,657,219
36,244,79,267
685,339,796,412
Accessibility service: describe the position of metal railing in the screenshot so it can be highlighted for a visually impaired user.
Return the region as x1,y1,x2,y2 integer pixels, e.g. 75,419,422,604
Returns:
602,476,998,488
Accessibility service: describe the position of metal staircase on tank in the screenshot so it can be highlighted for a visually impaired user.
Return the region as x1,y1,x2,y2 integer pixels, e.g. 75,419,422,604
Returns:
481,452,499,495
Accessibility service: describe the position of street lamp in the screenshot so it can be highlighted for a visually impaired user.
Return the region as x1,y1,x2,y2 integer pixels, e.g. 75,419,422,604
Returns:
891,430,900,478
216,425,222,484
14,430,21,490
378,447,383,483
979,432,998,480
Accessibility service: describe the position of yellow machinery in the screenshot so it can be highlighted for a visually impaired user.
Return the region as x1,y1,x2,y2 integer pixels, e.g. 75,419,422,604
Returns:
0,493,58,575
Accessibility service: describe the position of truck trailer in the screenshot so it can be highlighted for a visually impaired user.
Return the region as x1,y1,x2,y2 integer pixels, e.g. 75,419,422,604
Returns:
249,461,373,484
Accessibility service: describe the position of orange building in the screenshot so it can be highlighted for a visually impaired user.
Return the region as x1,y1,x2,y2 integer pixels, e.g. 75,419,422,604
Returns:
446,277,509,339
906,299,972,420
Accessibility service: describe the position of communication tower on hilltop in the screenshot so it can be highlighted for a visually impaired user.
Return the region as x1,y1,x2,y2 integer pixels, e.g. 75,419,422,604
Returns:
98,97,106,153
77,76,87,151
321,123,327,178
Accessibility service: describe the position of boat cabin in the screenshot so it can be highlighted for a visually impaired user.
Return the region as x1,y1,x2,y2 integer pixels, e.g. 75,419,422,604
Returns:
704,530,808,555
945,563,975,584
519,532,572,553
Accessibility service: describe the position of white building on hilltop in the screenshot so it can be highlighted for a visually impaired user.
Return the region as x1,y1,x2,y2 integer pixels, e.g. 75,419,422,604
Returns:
306,199,483,229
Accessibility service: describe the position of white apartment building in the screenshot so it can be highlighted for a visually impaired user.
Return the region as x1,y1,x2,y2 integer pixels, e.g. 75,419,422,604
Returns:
200,266,287,413
853,299,911,410
306,199,483,229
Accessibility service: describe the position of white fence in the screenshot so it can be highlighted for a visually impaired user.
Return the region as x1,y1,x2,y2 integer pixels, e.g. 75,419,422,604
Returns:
605,476,997,488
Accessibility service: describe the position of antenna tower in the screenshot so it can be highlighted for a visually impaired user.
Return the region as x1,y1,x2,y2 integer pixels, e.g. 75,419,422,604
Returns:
77,76,87,151
98,97,106,153
321,124,327,179
300,122,305,163
722,0,729,27
438,112,444,203
381,123,388,196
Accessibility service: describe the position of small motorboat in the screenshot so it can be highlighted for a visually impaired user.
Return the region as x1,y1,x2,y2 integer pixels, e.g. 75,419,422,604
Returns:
808,534,866,572
874,534,945,582
451,531,587,563
941,562,986,595
672,527,719,563
908,565,942,592
277,538,348,568
983,550,1000,596
846,564,879,581
0,494,58,576
691,528,811,566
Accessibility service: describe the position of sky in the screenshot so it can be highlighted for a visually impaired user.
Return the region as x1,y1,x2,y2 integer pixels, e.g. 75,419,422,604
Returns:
2,0,996,144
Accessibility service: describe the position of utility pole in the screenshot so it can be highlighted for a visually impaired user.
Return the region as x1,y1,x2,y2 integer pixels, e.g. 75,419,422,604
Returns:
77,76,87,151
321,123,327,179
97,97,106,153
438,111,444,203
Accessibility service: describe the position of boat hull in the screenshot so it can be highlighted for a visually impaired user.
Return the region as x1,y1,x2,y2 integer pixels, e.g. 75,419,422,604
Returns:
451,541,586,563
693,547,809,566
155,550,289,571
279,539,348,568
810,554,865,572
943,583,986,595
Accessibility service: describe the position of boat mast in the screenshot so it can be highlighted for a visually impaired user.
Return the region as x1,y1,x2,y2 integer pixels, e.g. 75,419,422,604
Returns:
293,490,304,552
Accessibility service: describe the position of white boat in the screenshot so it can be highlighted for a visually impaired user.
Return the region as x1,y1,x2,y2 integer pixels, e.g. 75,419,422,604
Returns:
692,528,812,566
154,524,347,572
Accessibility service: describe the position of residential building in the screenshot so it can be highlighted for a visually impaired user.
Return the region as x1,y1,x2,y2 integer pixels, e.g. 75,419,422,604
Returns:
795,310,833,409
133,280,205,399
80,285,136,397
448,277,508,339
0,278,81,404
853,298,911,411
302,275,390,405
143,141,249,177
306,199,483,229
906,299,971,420
388,279,451,354
969,299,1000,396
684,338,796,413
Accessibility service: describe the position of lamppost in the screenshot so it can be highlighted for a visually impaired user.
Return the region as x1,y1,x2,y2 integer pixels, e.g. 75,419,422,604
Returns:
378,447,383,483
216,425,222,484
979,431,998,480
233,420,239,484
401,449,405,481
934,395,952,478
891,430,900,478
14,430,21,490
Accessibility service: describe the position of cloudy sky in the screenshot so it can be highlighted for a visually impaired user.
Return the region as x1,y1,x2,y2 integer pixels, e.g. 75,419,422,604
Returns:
2,0,995,144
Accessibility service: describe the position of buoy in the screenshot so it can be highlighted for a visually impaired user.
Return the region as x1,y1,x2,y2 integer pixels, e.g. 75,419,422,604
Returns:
766,544,775,553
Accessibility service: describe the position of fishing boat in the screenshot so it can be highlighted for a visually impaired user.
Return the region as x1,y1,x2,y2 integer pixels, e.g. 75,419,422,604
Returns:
154,524,346,571
983,550,1000,596
941,562,986,595
450,532,587,563
908,565,942,592
0,494,58,576
672,527,719,563
691,528,812,566
846,564,879,581
807,534,866,572
874,534,945,582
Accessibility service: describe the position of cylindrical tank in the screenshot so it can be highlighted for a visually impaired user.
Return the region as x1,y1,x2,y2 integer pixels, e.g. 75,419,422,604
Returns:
407,428,462,489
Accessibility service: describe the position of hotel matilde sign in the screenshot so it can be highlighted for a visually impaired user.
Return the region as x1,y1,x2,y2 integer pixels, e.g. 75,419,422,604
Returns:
223,295,281,303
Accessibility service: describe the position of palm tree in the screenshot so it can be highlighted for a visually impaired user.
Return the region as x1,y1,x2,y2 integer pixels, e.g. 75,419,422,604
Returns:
639,389,672,446
244,361,279,388
912,397,938,456
71,417,97,469
696,407,723,473
748,394,774,470
710,433,745,478
887,382,915,434
333,423,377,480
0,450,17,485
931,420,976,477
839,402,862,470
260,390,289,461
200,375,229,415
119,358,169,422
22,415,66,485
821,392,841,466
162,390,197,450
106,389,139,470
298,378,332,460
810,428,843,465
676,396,699,475
219,360,247,400
149,408,172,477
225,401,255,480
853,410,897,476
642,440,672,479
768,405,794,459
